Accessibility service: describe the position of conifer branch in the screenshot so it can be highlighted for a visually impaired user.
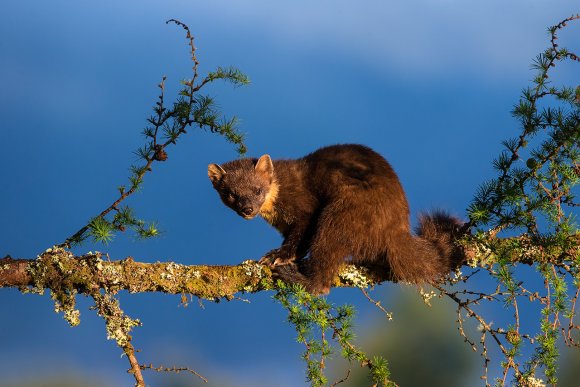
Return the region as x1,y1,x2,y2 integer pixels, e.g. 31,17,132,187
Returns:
60,20,248,248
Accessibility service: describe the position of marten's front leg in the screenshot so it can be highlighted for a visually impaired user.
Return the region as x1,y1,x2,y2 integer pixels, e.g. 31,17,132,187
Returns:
273,200,358,296
259,222,310,267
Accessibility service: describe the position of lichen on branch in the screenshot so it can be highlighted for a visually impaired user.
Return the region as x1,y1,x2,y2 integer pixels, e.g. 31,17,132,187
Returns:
0,247,275,301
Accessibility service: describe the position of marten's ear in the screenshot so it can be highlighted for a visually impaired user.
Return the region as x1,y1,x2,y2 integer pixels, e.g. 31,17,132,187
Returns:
208,163,226,183
255,154,274,178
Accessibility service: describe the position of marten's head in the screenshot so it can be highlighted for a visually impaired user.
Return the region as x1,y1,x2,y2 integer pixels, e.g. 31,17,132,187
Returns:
208,155,276,219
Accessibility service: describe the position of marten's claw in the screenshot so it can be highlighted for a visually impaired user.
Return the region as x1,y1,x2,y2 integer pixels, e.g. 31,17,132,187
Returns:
259,249,296,267
258,255,274,266
272,257,296,266
258,249,279,266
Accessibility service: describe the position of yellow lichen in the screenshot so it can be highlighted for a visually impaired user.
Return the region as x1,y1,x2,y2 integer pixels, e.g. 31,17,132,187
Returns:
339,265,371,288
419,287,438,307
64,309,81,327
521,376,546,387
241,260,264,278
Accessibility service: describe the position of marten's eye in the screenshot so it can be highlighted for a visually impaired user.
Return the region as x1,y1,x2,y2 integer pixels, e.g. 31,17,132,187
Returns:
255,188,263,195
227,192,235,202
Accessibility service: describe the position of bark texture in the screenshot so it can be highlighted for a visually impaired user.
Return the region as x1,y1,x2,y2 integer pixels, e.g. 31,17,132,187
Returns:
1,234,578,297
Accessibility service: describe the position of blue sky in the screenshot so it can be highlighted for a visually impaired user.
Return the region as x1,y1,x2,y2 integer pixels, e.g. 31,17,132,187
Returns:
1,1,579,386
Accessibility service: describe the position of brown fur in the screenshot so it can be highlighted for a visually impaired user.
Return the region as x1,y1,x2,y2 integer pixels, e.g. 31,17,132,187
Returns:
208,144,466,295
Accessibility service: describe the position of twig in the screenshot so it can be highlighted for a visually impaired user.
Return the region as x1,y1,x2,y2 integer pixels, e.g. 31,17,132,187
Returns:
360,287,393,320
140,363,208,383
125,343,146,386
330,369,351,387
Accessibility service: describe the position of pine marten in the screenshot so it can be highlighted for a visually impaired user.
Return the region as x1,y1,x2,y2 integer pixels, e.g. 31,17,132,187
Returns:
208,144,465,295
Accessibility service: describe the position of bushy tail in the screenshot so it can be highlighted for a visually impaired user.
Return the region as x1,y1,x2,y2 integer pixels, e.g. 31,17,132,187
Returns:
385,211,467,283
414,211,467,276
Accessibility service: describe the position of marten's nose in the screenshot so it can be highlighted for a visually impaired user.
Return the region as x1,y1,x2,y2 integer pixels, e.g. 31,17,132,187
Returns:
241,207,254,216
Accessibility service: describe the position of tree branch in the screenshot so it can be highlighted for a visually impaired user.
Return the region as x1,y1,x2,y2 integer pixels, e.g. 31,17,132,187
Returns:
2,233,578,297
0,248,274,299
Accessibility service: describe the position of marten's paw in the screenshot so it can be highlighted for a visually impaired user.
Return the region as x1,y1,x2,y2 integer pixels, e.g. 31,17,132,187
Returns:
259,248,297,267
272,265,330,296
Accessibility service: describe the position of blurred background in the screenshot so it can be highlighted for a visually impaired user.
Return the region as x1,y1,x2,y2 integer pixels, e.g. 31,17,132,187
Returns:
1,1,579,386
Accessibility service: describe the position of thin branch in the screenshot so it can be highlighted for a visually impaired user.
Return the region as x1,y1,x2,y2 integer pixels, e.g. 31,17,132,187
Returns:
140,363,208,383
360,288,393,320
330,369,351,387
125,342,146,387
